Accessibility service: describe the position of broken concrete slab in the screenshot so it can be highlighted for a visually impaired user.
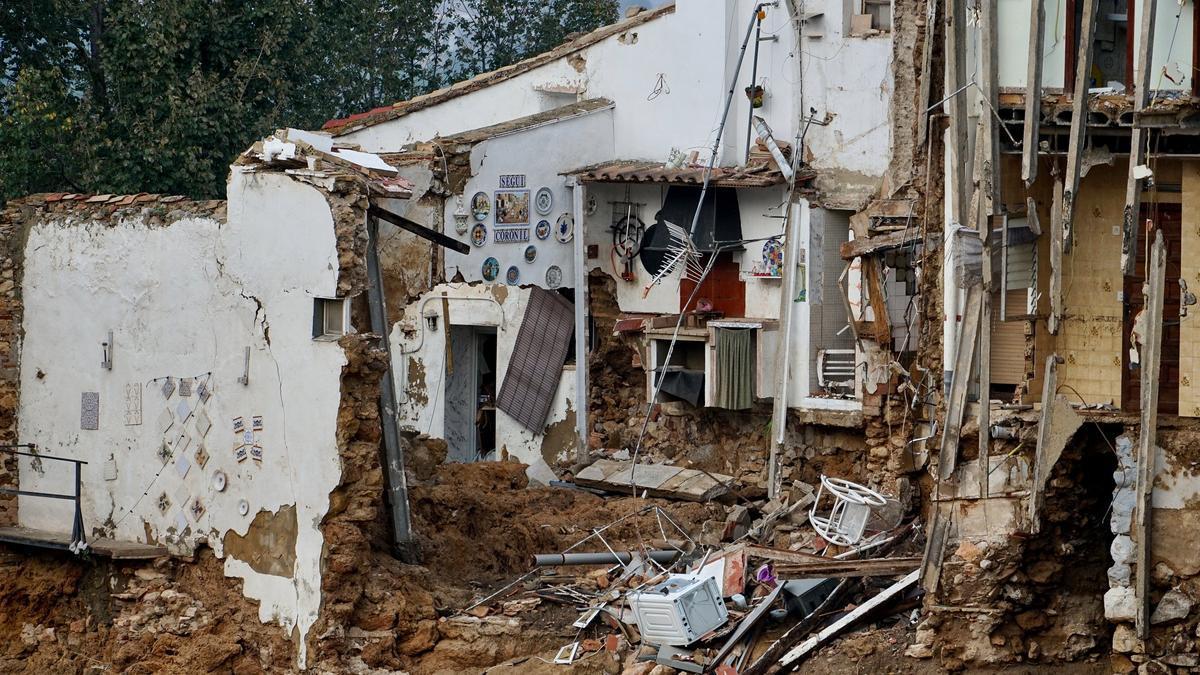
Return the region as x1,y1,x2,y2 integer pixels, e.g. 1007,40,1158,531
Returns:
1150,589,1192,625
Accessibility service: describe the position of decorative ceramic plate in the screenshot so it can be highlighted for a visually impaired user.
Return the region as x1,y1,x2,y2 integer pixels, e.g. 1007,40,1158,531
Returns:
471,223,487,247
535,187,554,215
506,265,520,285
555,213,574,243
524,245,537,263
471,191,490,221
482,257,500,281
762,238,784,276
545,265,563,289
535,219,551,240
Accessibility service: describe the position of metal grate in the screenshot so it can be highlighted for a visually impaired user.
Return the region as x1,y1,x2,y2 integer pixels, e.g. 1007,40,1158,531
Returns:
496,287,574,432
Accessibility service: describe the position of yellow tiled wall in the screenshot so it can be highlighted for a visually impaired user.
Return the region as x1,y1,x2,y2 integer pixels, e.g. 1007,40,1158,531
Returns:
1053,163,1126,407
1180,162,1200,416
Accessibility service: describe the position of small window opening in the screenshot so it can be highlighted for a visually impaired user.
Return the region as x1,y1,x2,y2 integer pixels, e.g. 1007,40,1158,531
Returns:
853,0,891,34
313,297,348,340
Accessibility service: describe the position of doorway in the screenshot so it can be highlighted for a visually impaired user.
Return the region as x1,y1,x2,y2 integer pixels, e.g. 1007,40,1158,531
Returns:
1121,202,1181,415
444,326,498,462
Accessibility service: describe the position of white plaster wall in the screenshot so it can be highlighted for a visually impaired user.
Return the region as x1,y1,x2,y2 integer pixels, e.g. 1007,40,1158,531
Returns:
17,169,346,667
1139,0,1194,93
392,283,574,483
998,0,1070,89
444,108,615,286
340,1,801,169
795,0,894,182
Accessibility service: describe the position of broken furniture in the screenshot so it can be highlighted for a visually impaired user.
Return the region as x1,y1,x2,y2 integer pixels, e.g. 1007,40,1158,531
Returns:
629,574,729,646
816,348,856,395
808,475,888,546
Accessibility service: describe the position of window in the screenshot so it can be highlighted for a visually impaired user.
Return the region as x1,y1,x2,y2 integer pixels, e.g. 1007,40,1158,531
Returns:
312,297,348,340
852,0,891,34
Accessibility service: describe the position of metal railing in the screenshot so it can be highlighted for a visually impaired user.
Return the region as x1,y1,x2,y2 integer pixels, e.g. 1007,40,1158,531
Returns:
0,444,87,552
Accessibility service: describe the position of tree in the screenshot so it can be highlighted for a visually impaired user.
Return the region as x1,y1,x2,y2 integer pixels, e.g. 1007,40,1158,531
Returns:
439,0,619,83
0,0,618,200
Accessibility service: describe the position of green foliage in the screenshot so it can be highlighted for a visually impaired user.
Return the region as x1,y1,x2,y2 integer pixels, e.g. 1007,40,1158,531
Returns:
0,0,618,200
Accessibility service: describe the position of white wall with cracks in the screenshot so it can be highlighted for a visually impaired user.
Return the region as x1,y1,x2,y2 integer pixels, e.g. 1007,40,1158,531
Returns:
391,282,575,483
16,168,348,668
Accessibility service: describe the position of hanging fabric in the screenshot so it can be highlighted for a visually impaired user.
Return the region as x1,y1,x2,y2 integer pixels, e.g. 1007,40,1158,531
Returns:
715,328,753,410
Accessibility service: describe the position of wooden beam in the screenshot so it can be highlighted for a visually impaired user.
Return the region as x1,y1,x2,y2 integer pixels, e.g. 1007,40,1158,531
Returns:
1135,229,1167,640
978,0,1000,495
938,282,983,481
774,556,922,579
1061,0,1100,253
946,0,970,226
1049,177,1065,334
779,570,920,667
839,229,922,260
917,0,939,150
863,257,892,347
1022,0,1047,185
1122,0,1158,275
368,205,471,255
919,503,952,594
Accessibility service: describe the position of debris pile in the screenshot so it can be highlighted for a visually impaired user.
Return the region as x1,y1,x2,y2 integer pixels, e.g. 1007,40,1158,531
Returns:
458,471,924,672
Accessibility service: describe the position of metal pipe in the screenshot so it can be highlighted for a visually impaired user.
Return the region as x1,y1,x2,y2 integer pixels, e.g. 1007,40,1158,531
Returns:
533,550,680,567
743,10,763,164
687,2,764,238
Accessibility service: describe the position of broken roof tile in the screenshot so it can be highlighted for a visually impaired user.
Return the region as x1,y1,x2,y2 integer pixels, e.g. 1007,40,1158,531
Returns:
566,160,811,189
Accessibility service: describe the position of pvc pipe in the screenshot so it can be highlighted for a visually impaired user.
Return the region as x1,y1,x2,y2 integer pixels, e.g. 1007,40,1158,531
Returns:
532,550,680,566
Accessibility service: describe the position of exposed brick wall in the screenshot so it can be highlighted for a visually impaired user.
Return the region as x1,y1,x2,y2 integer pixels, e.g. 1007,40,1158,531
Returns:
0,201,27,526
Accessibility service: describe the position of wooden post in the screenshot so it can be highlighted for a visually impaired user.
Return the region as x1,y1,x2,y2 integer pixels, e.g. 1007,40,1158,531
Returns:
1022,0,1046,186
917,0,939,149
946,0,970,227
1061,0,1100,253
939,283,983,481
978,0,1000,495
1134,229,1167,640
1049,178,1065,334
1122,0,1158,275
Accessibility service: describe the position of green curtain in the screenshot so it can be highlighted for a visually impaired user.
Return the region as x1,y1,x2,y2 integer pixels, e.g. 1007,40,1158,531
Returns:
715,328,754,410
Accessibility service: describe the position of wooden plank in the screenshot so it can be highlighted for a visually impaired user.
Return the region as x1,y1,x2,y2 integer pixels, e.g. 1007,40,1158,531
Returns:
1049,178,1065,334
1061,0,1100,253
919,503,951,594
839,228,922,260
939,283,983,481
1122,0,1158,275
774,556,922,579
946,0,970,227
779,570,920,667
863,257,892,347
0,527,167,559
916,0,939,149
978,0,1000,491
1135,230,1167,640
1022,0,1047,185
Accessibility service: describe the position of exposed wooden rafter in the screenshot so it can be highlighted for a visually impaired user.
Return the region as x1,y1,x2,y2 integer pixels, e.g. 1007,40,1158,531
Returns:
1122,0,1158,275
1061,0,1100,253
1021,0,1046,185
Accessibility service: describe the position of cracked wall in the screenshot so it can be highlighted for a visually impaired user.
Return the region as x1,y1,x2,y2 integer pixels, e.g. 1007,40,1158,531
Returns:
10,168,352,668
390,282,576,483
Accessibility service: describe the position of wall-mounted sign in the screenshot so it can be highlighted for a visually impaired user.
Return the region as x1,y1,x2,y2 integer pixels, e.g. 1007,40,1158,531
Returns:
495,227,530,243
499,174,526,189
495,189,530,225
